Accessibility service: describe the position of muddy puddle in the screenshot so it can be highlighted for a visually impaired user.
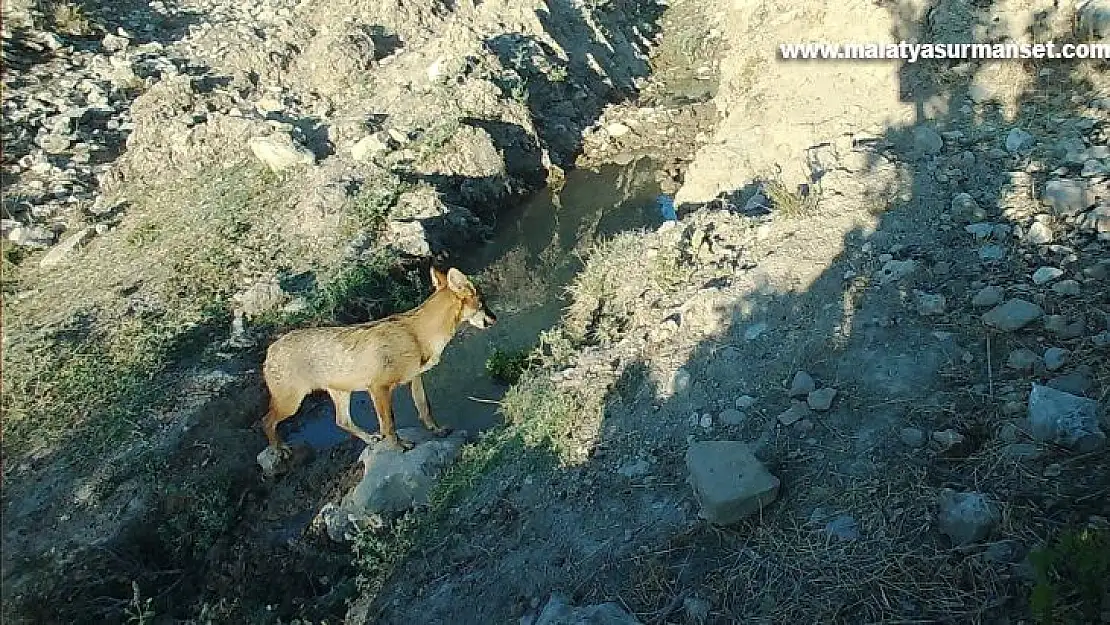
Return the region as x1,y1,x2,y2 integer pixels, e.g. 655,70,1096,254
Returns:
282,156,667,451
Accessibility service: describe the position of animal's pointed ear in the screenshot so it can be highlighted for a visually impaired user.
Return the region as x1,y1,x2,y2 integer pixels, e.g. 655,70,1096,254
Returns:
430,266,449,290
446,268,472,294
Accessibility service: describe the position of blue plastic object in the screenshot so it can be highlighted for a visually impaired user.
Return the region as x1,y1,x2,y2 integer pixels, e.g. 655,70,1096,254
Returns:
656,194,677,221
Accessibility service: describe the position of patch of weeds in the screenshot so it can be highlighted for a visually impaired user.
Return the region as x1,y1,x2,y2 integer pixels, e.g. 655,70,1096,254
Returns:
43,0,96,36
548,64,569,82
485,346,534,384
127,220,161,247
761,168,820,218
1028,526,1110,624
281,250,425,326
565,232,657,345
124,582,156,625
155,470,238,562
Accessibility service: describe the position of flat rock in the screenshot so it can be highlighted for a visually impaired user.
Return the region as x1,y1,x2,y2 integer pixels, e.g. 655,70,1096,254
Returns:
1051,280,1081,296
807,388,837,411
249,133,316,172
38,226,94,267
938,489,1000,545
899,427,927,448
971,285,1005,307
951,193,986,222
982,298,1043,331
686,441,781,525
876,259,917,283
1041,179,1094,215
719,409,746,426
1031,266,1064,285
777,401,811,426
1028,384,1105,452
532,594,641,625
345,427,469,515
1044,315,1084,339
1006,348,1040,371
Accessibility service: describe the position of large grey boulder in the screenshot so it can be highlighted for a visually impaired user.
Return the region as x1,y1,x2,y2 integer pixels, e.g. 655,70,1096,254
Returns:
686,441,781,525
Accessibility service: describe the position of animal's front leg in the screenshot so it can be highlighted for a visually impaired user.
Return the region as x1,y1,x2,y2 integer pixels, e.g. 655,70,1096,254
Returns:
327,388,380,445
370,383,414,451
411,374,451,437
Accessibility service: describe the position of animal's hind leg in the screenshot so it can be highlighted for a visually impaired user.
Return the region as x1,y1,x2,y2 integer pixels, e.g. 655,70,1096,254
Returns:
326,388,379,445
411,375,451,436
262,388,307,453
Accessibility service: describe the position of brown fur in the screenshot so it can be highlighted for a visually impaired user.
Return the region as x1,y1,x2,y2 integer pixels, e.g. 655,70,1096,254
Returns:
261,267,496,453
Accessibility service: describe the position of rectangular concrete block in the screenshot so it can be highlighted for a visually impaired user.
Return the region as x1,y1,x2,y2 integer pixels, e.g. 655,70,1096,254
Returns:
686,441,781,525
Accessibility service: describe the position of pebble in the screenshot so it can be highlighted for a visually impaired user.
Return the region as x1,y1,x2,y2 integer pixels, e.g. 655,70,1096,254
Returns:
1031,266,1064,285
916,292,947,316
982,299,1044,331
1006,348,1040,371
971,285,1004,307
806,388,837,412
788,371,816,397
1043,347,1070,371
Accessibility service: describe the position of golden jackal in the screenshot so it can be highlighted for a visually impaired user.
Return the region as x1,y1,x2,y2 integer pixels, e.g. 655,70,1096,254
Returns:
261,266,496,453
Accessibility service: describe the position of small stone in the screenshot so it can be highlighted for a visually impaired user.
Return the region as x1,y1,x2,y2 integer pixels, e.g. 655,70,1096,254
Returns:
719,409,746,426
1023,221,1054,245
1003,443,1044,461
699,414,713,429
1080,206,1110,233
1085,261,1109,281
669,368,691,394
1051,280,1081,296
235,279,289,319
1042,179,1094,215
916,292,947,316
257,446,290,477
101,33,129,52
249,133,315,172
998,422,1021,443
931,429,967,453
823,515,860,541
606,122,631,137
951,193,986,223
1005,128,1035,154
1081,159,1110,177
1006,348,1040,371
965,222,996,239
1028,384,1105,452
1044,315,1084,339
1043,348,1070,371
913,126,944,155
351,134,390,161
876,259,918,283
686,441,781,525
1031,266,1065,285
807,388,837,412
788,371,816,397
971,285,1005,307
979,244,1005,261
743,322,767,341
735,395,757,409
777,401,811,426
938,490,1001,546
900,427,927,448
982,299,1044,331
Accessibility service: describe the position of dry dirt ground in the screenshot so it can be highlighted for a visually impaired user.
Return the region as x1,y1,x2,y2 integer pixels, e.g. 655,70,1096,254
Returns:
2,0,1109,623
